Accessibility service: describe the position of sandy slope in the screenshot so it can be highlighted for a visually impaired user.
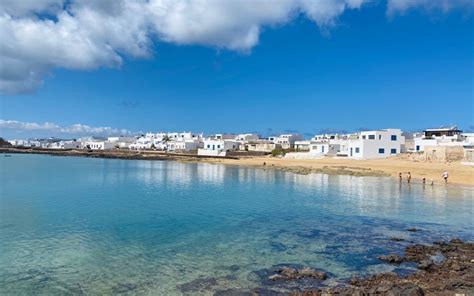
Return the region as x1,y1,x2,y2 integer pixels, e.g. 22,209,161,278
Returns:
201,156,474,186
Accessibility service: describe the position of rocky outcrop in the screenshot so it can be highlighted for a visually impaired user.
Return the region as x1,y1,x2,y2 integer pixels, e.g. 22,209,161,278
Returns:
289,239,473,296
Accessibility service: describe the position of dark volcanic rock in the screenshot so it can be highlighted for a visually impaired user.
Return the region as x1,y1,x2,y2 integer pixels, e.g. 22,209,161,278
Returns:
407,228,421,232
378,254,404,264
417,259,434,271
288,239,473,296
404,244,434,262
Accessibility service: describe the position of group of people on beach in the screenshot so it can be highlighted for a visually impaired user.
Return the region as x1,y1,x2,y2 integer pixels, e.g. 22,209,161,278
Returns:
399,171,449,185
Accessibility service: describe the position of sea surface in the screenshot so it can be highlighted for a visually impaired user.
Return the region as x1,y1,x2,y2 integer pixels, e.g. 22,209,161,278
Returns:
0,154,472,295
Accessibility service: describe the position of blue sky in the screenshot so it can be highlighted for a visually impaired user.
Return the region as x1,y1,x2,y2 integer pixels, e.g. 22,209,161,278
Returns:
0,0,472,138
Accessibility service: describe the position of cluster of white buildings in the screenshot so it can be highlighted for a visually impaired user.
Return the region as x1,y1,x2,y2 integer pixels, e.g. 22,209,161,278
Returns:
285,128,406,160
7,126,473,161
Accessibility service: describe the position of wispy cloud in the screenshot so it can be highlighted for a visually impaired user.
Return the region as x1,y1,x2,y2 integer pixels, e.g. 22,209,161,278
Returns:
0,119,134,137
387,0,473,15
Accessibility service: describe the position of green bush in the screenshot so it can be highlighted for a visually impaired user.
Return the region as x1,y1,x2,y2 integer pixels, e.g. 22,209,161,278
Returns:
271,148,294,156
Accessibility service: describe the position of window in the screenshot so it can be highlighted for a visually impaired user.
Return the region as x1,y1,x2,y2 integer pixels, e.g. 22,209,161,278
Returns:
322,146,325,153
379,135,382,140
217,145,221,149
391,135,397,141
368,135,375,140
378,148,385,154
362,135,366,139
355,147,360,153
391,148,397,154
416,145,420,151
207,145,210,149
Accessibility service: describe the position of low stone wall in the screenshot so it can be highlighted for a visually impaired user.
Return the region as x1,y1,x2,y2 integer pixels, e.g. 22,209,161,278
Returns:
423,146,464,162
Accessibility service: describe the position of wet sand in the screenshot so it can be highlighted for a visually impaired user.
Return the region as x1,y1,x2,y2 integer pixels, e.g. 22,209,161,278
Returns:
201,156,474,187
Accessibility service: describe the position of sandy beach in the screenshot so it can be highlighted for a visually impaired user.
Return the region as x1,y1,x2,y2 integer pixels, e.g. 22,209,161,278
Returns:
200,156,474,187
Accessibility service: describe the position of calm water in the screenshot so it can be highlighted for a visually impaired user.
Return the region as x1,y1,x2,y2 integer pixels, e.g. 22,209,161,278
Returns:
0,154,472,295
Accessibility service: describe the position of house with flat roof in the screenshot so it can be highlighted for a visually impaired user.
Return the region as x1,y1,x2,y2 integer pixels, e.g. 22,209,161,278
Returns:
347,129,405,159
268,134,303,149
198,138,239,157
414,127,464,152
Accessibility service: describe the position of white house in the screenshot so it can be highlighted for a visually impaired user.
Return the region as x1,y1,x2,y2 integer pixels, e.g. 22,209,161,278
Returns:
347,129,405,159
83,141,115,150
213,134,236,140
294,140,311,151
414,127,464,152
463,133,474,145
107,136,136,148
166,139,202,152
240,140,281,152
235,133,259,142
131,131,203,151
306,134,350,156
49,140,81,149
309,141,340,156
63,141,82,149
129,136,153,150
268,134,303,149
198,139,239,157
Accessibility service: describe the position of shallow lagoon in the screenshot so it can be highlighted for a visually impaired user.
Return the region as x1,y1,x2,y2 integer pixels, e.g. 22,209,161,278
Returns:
0,154,472,294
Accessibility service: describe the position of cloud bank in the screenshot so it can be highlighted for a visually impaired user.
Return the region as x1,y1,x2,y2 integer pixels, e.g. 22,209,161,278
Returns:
0,0,471,94
0,119,133,137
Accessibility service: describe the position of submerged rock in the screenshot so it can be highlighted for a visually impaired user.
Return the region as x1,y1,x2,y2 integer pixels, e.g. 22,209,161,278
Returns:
378,254,404,264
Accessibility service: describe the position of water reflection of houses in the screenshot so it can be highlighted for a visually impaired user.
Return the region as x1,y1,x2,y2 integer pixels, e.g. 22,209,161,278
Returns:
196,163,226,185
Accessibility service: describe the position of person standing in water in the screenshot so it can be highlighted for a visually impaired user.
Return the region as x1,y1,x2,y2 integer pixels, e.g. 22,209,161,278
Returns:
407,172,412,183
442,171,449,184
399,172,403,182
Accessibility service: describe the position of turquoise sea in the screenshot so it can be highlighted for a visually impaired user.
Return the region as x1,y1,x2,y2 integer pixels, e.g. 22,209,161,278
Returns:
0,154,472,295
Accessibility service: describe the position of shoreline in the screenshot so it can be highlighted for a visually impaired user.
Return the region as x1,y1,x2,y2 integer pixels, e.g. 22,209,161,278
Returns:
2,147,473,187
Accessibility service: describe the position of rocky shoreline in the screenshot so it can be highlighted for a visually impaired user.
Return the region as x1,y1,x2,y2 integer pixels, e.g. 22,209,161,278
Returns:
214,239,473,295
293,238,473,295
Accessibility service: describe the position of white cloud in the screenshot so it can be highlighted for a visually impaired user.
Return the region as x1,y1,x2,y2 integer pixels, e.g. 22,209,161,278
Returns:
387,0,474,15
0,0,471,94
0,0,370,94
0,119,133,136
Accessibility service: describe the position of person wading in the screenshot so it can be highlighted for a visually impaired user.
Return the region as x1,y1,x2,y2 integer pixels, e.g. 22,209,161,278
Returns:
442,171,449,184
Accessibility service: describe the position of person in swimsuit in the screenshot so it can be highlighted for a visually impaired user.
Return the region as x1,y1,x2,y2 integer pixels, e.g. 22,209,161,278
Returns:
442,171,448,184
